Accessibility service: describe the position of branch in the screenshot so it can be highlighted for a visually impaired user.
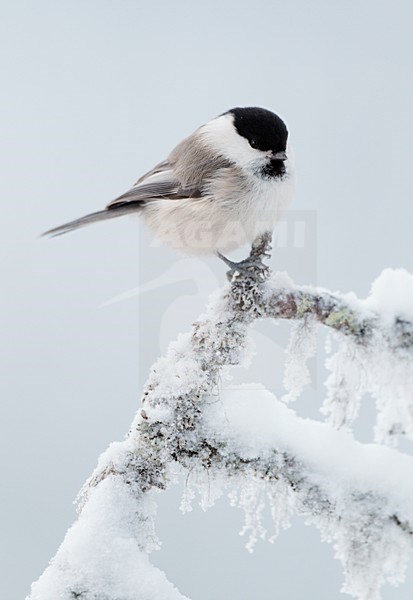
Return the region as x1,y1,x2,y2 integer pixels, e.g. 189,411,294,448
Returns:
261,282,413,352
27,235,413,600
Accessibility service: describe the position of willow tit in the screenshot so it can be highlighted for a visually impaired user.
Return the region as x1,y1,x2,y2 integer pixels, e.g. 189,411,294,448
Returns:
43,107,295,257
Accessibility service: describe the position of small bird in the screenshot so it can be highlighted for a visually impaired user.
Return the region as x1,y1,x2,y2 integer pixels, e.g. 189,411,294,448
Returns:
43,107,295,269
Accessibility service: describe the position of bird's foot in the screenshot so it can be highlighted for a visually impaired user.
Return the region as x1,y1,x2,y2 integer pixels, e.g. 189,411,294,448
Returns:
216,251,270,283
217,232,273,283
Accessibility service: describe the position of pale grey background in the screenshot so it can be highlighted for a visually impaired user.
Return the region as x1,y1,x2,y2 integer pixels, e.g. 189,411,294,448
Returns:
1,1,413,599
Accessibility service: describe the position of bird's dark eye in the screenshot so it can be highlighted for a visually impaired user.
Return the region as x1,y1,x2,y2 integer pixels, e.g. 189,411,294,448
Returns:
249,138,259,149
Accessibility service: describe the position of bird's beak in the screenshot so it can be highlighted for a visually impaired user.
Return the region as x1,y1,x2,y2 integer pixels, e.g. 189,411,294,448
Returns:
272,150,288,161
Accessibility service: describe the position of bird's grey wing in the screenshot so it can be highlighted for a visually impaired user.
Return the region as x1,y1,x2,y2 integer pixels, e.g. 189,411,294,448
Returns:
133,160,170,185
107,131,234,210
106,163,201,209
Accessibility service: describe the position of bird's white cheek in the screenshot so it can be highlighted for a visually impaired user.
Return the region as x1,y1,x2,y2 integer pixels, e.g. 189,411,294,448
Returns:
225,140,266,168
200,114,265,168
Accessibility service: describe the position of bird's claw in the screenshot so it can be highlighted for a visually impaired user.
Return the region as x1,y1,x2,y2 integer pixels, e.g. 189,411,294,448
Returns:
216,252,270,283
216,232,273,283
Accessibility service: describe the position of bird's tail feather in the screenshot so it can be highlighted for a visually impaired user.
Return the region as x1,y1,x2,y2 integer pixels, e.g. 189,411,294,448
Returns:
42,205,139,238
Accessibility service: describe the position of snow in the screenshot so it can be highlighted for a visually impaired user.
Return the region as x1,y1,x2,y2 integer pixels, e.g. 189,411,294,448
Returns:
364,268,413,326
202,384,413,599
27,267,413,600
28,478,189,600
204,384,413,515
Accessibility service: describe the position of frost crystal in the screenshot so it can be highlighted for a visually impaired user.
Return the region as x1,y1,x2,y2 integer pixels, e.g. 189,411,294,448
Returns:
283,317,317,402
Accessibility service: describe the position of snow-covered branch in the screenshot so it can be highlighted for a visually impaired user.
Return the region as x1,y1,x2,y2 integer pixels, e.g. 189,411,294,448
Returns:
28,235,413,600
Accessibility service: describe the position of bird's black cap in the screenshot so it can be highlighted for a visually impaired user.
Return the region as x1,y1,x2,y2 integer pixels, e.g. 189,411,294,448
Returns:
226,106,288,153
